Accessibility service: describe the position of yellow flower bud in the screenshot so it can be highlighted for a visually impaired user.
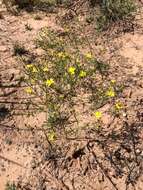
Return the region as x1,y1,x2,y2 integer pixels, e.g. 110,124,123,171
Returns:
25,87,33,94
94,111,102,119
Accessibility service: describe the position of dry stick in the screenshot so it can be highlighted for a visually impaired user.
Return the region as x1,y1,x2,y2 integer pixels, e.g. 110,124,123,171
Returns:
0,155,27,168
42,127,53,148
91,151,118,190
0,90,17,97
130,126,139,165
40,157,70,190
124,121,139,165
125,162,137,190
0,123,45,131
0,84,21,88
0,100,31,104
68,0,87,13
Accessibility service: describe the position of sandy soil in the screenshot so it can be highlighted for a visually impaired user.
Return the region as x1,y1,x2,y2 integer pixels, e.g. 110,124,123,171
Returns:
0,4,57,189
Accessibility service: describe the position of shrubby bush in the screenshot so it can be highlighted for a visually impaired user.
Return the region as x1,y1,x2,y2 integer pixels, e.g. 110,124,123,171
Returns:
21,27,124,141
90,0,136,30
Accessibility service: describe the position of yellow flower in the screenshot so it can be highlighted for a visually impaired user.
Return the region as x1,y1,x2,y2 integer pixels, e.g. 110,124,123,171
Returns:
64,27,70,33
106,89,115,97
68,66,76,75
49,49,54,56
79,70,87,78
59,95,64,99
85,53,92,59
76,58,80,64
45,78,55,87
48,131,56,142
25,87,33,94
94,111,102,119
43,67,49,72
111,80,116,84
57,52,67,59
26,64,38,73
30,79,35,84
115,102,123,110
78,16,83,22
26,64,33,69
32,67,38,73
59,37,63,42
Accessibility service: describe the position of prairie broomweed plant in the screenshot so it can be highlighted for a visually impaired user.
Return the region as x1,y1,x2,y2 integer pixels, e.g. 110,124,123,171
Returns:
45,78,55,87
23,27,122,141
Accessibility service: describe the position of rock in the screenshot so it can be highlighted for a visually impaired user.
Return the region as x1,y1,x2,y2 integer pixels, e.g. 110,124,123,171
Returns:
122,88,132,98
136,149,141,154
140,151,143,157
36,48,45,56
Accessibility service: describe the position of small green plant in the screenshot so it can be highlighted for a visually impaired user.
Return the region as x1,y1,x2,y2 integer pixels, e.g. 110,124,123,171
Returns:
5,182,17,190
95,0,136,30
13,42,28,56
13,0,34,9
3,0,58,12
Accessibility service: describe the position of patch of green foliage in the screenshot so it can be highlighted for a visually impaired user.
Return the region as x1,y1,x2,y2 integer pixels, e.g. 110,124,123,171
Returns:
3,0,58,12
5,182,17,190
15,0,34,8
96,0,136,30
